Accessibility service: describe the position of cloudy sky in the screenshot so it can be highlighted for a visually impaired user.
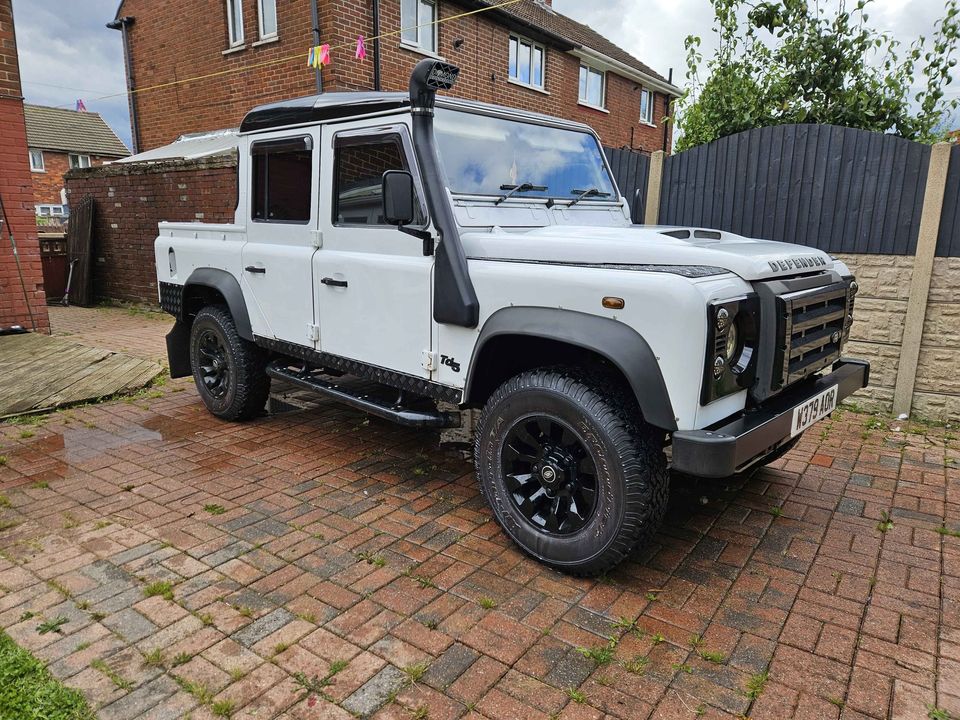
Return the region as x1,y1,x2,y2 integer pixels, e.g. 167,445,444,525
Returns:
13,0,957,152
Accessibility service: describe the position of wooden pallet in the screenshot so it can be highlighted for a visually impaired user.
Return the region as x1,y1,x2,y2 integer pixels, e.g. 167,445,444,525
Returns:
0,333,162,418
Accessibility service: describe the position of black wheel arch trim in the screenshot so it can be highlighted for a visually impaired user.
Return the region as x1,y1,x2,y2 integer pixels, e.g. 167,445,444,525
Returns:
181,268,254,341
465,307,677,431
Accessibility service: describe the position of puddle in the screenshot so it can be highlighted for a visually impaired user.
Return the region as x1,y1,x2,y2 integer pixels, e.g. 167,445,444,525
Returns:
139,415,200,441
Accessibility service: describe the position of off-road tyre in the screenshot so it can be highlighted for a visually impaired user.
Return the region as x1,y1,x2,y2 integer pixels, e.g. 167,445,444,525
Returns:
189,305,270,421
475,368,669,576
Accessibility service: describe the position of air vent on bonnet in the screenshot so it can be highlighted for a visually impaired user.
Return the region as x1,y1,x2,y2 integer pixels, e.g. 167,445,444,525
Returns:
660,229,723,240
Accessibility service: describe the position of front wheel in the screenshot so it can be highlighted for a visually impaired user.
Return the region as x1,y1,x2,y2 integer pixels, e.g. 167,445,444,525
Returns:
189,305,270,421
475,369,669,576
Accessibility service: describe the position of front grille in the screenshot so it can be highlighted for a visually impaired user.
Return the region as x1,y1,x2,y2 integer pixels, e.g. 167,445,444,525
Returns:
774,281,854,389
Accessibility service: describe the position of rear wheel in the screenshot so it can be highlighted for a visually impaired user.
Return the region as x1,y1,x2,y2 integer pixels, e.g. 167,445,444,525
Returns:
189,305,270,421
475,368,669,576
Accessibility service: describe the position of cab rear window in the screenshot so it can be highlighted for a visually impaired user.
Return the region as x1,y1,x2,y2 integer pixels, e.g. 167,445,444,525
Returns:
251,136,312,223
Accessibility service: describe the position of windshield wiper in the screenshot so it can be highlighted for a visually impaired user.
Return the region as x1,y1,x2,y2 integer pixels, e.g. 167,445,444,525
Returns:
568,187,611,206
495,182,547,205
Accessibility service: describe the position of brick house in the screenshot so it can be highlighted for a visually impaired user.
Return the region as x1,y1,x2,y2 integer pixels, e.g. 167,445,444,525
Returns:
111,0,679,153
0,0,48,332
24,105,129,224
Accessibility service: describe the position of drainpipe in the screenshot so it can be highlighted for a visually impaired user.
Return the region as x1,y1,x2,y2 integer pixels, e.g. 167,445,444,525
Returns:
662,68,673,153
372,0,382,91
106,16,140,154
310,0,323,92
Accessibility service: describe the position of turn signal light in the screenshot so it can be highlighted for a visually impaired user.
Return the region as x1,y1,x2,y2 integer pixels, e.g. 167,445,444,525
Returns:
602,297,625,309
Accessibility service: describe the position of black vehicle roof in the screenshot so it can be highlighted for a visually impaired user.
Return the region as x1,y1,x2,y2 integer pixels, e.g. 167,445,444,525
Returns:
239,91,593,134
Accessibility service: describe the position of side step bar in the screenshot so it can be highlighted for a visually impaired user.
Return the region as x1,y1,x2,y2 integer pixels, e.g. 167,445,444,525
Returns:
266,362,460,429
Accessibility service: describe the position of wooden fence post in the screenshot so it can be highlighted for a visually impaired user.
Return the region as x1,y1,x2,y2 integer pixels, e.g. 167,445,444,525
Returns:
892,142,952,417
644,150,665,225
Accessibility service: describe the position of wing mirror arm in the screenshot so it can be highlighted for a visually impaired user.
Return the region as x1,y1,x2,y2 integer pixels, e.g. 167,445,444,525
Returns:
382,169,434,256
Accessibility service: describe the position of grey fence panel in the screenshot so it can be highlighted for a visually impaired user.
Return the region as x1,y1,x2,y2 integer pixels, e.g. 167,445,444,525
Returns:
937,144,960,257
658,124,933,256
604,147,649,223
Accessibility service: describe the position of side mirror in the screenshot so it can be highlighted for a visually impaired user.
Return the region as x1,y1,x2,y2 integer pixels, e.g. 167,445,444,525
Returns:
382,170,416,226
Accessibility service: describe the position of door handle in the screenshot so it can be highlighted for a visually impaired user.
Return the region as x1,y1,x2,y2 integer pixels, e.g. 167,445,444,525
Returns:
244,265,266,274
321,277,348,288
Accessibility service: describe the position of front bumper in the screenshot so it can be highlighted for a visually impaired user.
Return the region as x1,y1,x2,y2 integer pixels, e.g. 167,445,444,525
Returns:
671,359,869,478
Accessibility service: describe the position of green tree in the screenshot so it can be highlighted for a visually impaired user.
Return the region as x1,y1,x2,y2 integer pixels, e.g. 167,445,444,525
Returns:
674,0,960,151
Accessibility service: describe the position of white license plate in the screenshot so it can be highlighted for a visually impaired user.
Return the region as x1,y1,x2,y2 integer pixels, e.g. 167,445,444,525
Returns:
790,385,838,437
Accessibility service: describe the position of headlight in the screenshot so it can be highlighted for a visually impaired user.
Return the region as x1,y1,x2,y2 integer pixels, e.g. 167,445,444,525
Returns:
724,322,739,361
702,296,759,405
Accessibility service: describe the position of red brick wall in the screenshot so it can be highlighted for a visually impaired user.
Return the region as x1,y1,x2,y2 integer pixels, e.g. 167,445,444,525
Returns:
64,156,239,305
0,0,49,332
30,152,118,206
122,0,672,153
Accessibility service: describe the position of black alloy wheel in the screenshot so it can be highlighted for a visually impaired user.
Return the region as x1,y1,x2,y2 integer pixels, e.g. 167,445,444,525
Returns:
196,328,231,399
501,415,598,535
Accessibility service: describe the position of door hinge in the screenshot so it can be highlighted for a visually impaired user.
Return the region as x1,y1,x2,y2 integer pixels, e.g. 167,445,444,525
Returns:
421,350,437,372
311,231,323,248
307,323,320,343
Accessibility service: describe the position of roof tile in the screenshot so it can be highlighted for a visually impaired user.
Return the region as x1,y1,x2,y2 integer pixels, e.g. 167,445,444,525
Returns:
24,105,130,157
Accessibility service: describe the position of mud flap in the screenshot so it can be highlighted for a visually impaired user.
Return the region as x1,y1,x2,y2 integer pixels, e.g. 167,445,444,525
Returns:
166,320,192,378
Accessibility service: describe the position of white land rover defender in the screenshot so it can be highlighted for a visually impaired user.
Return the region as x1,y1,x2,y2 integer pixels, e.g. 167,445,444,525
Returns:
155,60,869,575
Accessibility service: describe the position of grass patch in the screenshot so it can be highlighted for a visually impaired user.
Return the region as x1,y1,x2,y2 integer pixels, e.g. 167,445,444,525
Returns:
478,597,497,610
927,705,955,720
877,510,894,533
0,520,18,532
936,525,960,539
0,495,9,508
292,659,350,704
36,617,69,635
211,699,234,718
0,456,6,467
621,654,649,675
19,430,34,440
203,504,226,516
143,581,174,601
90,658,132,691
0,630,94,719
142,649,165,668
402,661,429,685
698,650,726,664
356,551,386,567
170,652,191,668
744,670,768,699
565,687,587,703
577,638,616,666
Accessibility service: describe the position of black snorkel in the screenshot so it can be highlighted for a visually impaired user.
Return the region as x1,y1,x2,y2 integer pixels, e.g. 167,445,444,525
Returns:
408,59,480,329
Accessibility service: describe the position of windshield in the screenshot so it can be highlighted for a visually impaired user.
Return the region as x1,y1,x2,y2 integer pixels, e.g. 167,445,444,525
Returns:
434,109,617,202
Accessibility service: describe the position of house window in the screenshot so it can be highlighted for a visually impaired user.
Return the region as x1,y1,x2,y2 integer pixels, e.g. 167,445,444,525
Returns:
69,154,91,169
640,88,654,124
258,0,277,38
251,136,313,223
509,36,545,89
334,135,421,226
36,205,67,217
578,64,605,109
29,149,44,172
400,0,437,54
226,0,244,46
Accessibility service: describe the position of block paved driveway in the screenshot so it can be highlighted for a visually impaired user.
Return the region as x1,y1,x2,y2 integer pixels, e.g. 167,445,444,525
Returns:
0,306,957,719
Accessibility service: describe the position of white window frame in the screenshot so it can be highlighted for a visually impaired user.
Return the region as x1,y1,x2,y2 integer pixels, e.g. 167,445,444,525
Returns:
29,149,44,172
36,204,66,217
508,35,546,90
69,154,91,170
400,0,438,55
257,0,278,40
226,0,244,47
578,64,606,110
640,87,654,125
